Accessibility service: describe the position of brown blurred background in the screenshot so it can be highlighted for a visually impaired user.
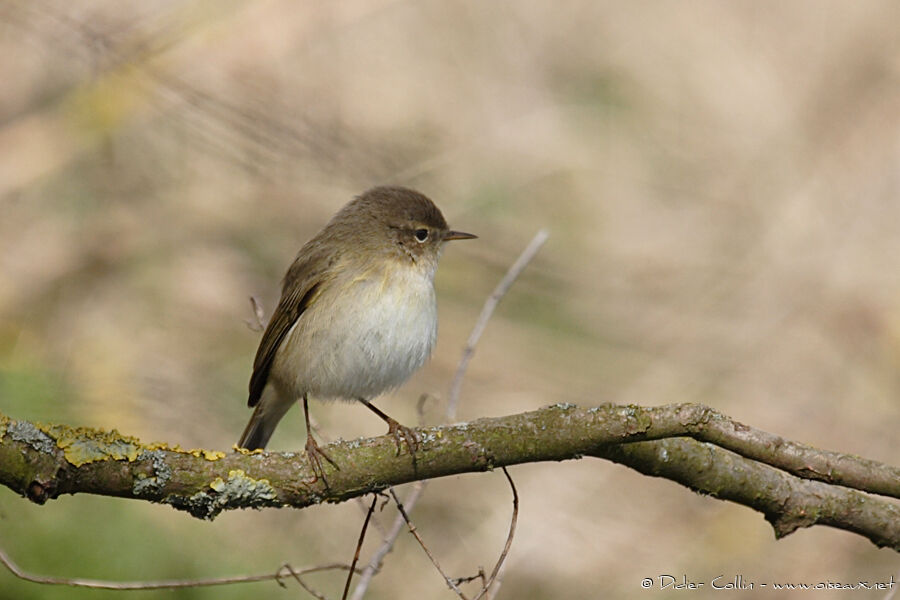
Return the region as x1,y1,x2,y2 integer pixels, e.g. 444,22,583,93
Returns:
2,1,900,598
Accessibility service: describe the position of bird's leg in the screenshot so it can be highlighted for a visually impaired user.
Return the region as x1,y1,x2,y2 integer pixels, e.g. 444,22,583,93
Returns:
302,395,338,485
359,398,419,456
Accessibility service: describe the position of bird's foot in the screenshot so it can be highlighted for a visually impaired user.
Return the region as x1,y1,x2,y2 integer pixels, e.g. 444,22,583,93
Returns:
385,417,419,457
304,435,338,486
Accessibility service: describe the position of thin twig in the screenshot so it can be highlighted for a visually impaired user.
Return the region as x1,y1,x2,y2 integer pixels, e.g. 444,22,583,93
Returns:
281,563,329,600
342,495,378,600
382,467,519,600
349,481,427,600
245,295,267,331
346,394,434,599
472,467,519,600
484,567,507,600
389,488,468,599
0,547,354,590
355,493,387,537
446,229,549,419
451,569,487,587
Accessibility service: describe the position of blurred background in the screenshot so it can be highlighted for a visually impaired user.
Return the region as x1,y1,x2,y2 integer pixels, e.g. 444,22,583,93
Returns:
2,1,900,598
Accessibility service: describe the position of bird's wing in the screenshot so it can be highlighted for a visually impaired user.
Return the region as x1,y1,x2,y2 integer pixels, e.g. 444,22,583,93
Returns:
247,250,331,407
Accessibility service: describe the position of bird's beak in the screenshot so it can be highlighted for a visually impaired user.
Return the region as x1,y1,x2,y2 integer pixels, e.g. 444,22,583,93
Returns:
444,230,477,241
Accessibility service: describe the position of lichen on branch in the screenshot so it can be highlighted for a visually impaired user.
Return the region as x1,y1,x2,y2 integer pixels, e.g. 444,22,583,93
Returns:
1,403,900,551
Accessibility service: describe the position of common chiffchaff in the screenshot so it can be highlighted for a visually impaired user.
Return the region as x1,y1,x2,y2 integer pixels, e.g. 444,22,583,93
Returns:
238,186,475,474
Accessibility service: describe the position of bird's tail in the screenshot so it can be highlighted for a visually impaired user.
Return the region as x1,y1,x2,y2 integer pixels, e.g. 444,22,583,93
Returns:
237,389,294,450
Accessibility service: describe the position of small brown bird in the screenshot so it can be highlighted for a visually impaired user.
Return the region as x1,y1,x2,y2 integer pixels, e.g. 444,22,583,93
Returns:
238,186,475,475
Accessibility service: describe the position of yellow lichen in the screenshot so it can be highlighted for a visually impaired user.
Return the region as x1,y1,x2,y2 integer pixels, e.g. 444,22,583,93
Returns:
145,441,177,452
232,444,265,455
145,442,226,460
40,423,143,467
192,449,226,461
208,469,274,496
15,421,230,467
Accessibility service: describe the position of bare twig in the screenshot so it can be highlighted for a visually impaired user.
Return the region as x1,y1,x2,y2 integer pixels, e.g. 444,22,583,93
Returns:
0,546,354,591
349,481,427,600
385,466,519,600
389,488,468,599
346,395,434,600
451,569,487,587
245,295,267,331
281,563,329,600
355,494,387,537
342,495,379,600
447,229,549,419
472,467,518,600
484,566,507,600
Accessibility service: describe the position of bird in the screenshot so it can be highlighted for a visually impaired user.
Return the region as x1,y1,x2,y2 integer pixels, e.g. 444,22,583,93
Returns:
237,186,476,478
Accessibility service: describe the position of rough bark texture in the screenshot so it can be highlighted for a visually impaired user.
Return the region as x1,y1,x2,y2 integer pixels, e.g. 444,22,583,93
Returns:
2,404,899,551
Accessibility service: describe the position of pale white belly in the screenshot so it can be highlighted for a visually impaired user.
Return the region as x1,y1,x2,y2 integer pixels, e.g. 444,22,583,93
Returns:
270,266,438,401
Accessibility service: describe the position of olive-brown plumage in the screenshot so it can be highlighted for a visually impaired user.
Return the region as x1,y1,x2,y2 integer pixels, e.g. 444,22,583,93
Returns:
238,186,475,467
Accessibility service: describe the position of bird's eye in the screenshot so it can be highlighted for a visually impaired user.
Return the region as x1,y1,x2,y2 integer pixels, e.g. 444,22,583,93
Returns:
414,228,429,243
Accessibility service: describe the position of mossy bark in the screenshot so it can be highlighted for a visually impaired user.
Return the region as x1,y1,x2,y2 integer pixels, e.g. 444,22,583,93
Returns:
2,404,899,551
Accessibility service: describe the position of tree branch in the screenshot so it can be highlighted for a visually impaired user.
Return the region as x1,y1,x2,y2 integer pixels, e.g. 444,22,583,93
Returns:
2,403,899,550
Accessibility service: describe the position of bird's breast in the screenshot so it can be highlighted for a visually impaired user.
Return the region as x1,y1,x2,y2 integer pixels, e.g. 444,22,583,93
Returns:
272,262,438,400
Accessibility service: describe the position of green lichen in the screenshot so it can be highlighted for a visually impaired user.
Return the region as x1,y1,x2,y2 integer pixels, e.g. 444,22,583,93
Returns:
39,424,142,467
166,469,281,520
8,420,57,454
132,450,172,497
0,413,8,438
